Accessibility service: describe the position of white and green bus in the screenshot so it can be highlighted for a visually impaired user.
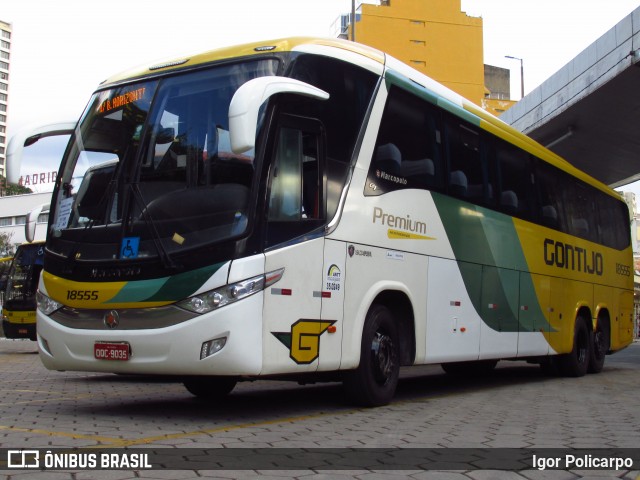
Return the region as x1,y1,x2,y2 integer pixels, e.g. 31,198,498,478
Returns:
33,37,634,406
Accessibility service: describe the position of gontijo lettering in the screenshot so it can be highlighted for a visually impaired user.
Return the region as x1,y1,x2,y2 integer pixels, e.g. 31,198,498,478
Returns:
543,238,603,276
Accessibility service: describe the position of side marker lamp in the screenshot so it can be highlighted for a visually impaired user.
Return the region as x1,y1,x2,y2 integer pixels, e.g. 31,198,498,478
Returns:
177,268,285,314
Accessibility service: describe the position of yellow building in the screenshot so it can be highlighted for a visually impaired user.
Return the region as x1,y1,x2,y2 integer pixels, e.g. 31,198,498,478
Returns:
342,0,514,115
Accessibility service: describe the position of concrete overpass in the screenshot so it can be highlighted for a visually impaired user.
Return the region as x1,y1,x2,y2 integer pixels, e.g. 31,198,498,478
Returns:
500,6,640,188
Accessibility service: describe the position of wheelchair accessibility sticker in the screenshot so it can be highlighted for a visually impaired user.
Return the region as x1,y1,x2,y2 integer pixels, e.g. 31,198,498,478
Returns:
120,237,140,259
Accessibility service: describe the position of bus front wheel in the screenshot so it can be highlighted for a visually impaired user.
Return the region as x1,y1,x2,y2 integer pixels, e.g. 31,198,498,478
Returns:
183,376,237,400
343,304,400,407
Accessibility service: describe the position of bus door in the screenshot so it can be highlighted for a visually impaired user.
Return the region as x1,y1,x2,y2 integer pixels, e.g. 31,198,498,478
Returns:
262,115,338,374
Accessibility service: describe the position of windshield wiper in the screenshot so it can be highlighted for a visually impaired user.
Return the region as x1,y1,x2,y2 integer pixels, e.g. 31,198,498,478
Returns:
128,183,179,271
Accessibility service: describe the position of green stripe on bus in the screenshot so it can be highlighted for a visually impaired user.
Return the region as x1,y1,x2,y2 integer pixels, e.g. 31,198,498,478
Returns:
432,193,551,333
107,262,225,304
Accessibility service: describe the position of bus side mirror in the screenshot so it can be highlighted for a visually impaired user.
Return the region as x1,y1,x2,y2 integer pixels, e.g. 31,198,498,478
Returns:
26,203,49,243
228,76,329,154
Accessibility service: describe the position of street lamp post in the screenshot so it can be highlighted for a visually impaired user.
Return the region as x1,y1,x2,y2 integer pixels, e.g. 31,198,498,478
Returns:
351,0,356,41
505,55,524,100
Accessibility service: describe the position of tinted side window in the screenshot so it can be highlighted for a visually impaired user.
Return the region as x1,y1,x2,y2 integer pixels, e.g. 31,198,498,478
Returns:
534,160,566,231
561,179,600,243
493,139,533,220
599,195,630,250
534,158,630,249
444,117,489,205
365,86,442,196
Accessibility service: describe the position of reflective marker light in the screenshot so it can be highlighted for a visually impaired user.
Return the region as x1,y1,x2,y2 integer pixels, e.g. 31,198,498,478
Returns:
40,336,52,356
200,337,227,359
177,268,285,314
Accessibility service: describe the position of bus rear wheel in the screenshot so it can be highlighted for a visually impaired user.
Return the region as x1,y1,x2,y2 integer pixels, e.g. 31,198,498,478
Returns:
343,304,399,407
183,376,237,400
588,318,609,374
557,317,591,377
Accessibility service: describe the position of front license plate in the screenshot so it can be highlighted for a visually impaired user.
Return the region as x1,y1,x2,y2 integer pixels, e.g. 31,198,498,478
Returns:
94,342,130,361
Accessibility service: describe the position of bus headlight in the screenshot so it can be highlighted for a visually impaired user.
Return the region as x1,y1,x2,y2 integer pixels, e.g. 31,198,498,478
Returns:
36,290,63,315
177,268,284,314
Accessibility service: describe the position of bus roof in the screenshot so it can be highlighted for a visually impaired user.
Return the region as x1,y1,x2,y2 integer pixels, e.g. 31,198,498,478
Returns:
100,37,386,87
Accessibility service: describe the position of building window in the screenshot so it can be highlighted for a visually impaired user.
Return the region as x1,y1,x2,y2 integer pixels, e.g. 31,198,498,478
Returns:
0,82,6,91
0,104,6,112
15,216,26,225
410,20,426,27
0,217,11,226
1,40,9,49
410,60,426,67
0,93,6,102
0,51,8,60
0,114,6,122
410,40,426,46
37,213,49,223
0,61,8,70
1,30,10,40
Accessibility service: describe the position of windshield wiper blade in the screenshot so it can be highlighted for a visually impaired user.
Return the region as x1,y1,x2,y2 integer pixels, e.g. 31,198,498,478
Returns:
128,183,179,270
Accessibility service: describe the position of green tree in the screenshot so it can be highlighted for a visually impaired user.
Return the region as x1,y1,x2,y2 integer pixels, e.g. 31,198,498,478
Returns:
0,174,32,196
0,231,14,257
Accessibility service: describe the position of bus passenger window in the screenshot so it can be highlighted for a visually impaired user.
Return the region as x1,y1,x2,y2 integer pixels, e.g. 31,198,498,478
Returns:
365,86,442,196
535,159,566,231
562,179,599,243
444,117,485,203
494,139,532,218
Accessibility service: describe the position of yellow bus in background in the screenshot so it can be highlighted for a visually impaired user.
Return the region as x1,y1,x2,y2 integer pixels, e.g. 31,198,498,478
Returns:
2,242,44,341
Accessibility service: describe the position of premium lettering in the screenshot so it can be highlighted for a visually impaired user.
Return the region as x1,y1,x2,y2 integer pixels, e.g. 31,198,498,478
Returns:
543,238,603,276
373,207,427,235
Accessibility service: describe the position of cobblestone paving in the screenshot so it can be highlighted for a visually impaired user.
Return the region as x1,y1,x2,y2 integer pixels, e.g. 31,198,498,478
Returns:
0,339,637,479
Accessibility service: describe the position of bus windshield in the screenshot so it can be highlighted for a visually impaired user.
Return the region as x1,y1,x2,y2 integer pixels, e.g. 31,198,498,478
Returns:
49,59,278,262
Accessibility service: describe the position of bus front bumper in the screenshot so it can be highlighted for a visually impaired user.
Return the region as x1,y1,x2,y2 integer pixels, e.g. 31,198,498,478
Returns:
36,293,264,376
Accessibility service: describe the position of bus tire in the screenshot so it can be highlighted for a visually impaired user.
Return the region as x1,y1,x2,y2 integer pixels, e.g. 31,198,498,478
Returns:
343,304,399,407
588,318,609,374
557,317,591,377
183,376,237,400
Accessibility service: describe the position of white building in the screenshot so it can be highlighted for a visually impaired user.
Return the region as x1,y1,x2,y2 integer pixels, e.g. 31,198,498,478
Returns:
0,192,51,254
0,20,10,179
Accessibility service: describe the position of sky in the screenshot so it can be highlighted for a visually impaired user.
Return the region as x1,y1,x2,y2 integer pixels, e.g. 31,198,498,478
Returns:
3,0,640,192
